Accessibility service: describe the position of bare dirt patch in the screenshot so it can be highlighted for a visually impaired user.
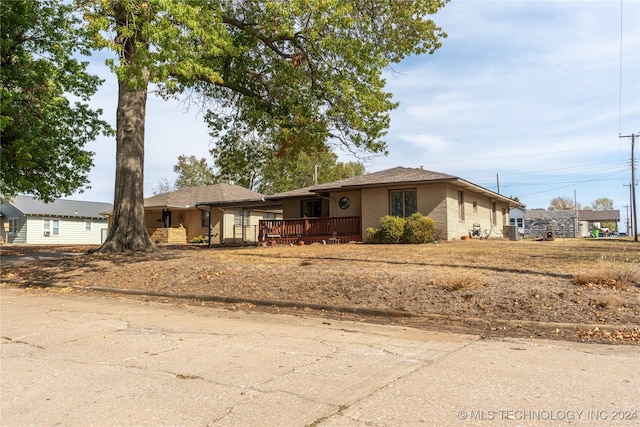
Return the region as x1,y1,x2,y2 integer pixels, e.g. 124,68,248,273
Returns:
2,239,639,344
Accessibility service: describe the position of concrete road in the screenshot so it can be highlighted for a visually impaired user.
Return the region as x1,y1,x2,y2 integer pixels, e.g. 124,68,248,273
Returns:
1,288,638,426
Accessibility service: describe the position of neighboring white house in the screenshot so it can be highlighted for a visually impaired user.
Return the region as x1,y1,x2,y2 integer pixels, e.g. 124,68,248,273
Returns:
0,195,112,245
509,207,525,236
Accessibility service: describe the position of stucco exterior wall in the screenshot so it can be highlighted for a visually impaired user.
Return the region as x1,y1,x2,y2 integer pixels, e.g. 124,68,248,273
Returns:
327,191,361,218
277,183,513,242
361,184,452,242
145,211,163,231
281,199,301,218
417,184,448,240
360,187,390,241
442,186,510,240
143,207,280,245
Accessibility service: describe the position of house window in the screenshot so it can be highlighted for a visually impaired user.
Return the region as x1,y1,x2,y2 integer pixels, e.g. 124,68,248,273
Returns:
301,200,322,217
263,212,276,220
390,189,417,218
233,210,250,227
85,220,92,231
510,217,524,228
201,210,210,227
458,191,465,221
43,218,60,236
473,201,478,213
8,218,19,235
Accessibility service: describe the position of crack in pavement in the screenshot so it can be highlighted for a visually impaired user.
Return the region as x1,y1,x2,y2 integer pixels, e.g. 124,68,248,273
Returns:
1,335,45,349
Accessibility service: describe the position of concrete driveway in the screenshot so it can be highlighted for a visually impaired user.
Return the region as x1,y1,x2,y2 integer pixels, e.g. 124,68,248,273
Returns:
1,288,638,426
0,250,83,267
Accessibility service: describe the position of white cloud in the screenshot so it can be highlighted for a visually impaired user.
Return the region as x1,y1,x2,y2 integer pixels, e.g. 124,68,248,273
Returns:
68,1,639,224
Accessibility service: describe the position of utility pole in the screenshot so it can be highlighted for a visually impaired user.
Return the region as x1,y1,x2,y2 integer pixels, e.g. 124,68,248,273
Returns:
574,189,578,238
620,133,638,241
622,204,630,236
496,173,500,194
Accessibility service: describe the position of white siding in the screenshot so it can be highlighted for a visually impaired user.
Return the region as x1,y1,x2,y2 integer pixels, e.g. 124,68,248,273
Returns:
26,216,108,244
0,203,26,244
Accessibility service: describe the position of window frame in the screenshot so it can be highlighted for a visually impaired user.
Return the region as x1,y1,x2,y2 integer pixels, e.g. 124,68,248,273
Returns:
233,210,250,227
43,218,60,236
301,199,322,217
389,189,417,218
201,210,210,228
8,217,19,235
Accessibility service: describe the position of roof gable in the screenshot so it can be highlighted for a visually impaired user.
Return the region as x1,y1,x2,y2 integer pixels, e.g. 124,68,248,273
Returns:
270,167,457,198
267,166,518,206
2,195,112,219
144,183,264,208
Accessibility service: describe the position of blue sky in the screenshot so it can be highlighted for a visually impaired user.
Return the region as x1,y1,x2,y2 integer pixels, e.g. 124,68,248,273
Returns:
73,1,639,228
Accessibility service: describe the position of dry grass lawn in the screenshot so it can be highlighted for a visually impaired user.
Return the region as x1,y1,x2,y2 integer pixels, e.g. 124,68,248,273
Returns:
2,239,639,344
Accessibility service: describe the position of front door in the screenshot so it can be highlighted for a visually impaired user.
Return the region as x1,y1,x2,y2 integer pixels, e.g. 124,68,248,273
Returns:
162,209,171,228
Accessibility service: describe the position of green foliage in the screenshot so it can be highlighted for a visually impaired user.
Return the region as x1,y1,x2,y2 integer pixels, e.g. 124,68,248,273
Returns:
77,0,448,252
256,150,365,194
368,213,436,244
169,146,367,193
403,213,436,244
0,0,112,201
203,0,448,181
591,197,614,211
173,155,217,189
368,215,406,244
191,235,205,243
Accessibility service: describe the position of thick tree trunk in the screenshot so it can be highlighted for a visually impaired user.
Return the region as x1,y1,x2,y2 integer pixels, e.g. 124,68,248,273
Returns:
99,79,154,253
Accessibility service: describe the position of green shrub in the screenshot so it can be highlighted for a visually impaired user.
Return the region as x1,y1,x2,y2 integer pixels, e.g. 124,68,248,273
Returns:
367,214,437,244
379,215,406,244
403,213,436,243
366,227,381,243
191,235,205,243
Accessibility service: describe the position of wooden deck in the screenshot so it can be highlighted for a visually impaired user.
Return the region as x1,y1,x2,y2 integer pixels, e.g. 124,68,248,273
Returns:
259,216,362,245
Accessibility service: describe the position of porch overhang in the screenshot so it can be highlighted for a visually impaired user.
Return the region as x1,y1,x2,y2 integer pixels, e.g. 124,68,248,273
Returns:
194,198,282,211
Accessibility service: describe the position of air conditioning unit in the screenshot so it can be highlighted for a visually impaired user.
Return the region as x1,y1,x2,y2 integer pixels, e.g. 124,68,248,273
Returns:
43,231,50,237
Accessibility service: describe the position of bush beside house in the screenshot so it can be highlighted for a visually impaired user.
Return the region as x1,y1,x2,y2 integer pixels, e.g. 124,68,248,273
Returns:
367,213,436,244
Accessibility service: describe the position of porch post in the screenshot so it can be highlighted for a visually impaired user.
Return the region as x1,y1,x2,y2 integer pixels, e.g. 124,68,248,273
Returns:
207,206,212,248
241,208,246,247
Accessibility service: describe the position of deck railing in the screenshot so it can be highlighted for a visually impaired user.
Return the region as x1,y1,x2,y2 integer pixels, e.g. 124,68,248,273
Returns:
259,216,361,243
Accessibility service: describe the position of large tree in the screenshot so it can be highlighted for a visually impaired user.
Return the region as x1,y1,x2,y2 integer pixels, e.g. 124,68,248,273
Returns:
173,155,217,189
0,0,111,202
258,150,365,194
81,0,448,252
165,149,365,194
549,196,580,211
591,197,614,211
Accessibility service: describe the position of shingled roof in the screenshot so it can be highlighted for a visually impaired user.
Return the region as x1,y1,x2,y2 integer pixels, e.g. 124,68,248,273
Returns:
144,183,265,208
2,195,112,219
269,167,457,199
267,166,519,206
578,210,621,221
